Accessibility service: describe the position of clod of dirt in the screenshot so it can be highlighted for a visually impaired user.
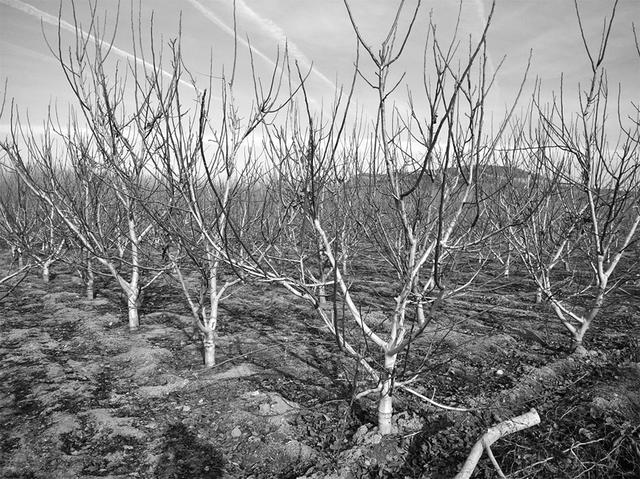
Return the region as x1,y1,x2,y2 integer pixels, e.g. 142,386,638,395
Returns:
353,424,370,444
201,362,259,381
250,390,299,427
284,439,317,461
138,375,189,398
115,345,172,382
84,408,145,439
47,412,79,436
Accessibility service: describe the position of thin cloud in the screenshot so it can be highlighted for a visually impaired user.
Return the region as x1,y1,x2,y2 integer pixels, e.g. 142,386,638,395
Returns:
0,0,196,91
185,0,279,70
233,0,337,91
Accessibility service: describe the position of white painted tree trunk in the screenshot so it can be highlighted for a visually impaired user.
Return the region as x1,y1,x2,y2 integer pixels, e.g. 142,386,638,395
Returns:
317,245,328,306
85,255,95,299
572,326,589,356
535,287,542,304
317,283,328,307
127,291,140,331
203,253,220,368
126,213,141,331
203,329,216,368
503,249,511,277
14,247,24,268
377,353,397,435
42,262,50,283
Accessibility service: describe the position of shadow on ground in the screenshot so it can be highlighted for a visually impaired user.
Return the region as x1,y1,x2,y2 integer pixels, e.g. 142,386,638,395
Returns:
156,423,225,478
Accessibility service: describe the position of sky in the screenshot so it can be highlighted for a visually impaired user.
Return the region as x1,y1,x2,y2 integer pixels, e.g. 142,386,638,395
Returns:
0,0,639,139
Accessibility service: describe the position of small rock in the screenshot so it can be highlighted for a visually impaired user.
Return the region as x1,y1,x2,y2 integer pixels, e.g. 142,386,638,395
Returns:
496,369,504,376
284,439,316,461
182,405,191,412
231,426,242,438
590,397,609,418
353,424,369,443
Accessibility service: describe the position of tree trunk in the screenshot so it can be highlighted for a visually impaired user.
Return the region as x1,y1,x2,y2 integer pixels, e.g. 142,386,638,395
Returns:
42,262,50,283
503,250,511,277
572,321,590,356
127,292,140,331
127,213,141,331
86,256,95,299
317,245,328,306
15,248,24,268
202,329,216,368
378,353,397,435
317,284,327,307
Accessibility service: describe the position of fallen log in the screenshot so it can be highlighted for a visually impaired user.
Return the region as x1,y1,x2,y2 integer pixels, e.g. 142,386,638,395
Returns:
454,408,540,479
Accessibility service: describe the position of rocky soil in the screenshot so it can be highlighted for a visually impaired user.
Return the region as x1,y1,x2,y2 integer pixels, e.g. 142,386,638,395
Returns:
1,257,639,478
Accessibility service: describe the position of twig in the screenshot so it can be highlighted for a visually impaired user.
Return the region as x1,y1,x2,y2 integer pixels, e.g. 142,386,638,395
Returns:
400,385,476,412
506,436,608,477
485,444,507,478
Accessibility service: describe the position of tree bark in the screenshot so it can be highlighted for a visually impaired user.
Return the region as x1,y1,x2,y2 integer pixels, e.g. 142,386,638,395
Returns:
203,329,216,368
572,322,590,356
535,288,542,304
377,353,397,435
42,262,50,283
127,292,140,331
15,247,24,268
503,249,511,277
85,256,95,299
454,409,540,479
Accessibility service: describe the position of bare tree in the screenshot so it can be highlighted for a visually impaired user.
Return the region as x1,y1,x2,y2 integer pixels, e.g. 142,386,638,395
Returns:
144,14,303,365
244,0,528,434
0,168,35,269
0,3,177,329
0,142,68,283
501,1,640,354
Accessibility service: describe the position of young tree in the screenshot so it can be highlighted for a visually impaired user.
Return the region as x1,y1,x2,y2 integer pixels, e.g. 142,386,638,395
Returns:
501,1,640,353
149,29,304,367
0,149,67,282
0,168,36,269
246,0,527,434
0,3,176,329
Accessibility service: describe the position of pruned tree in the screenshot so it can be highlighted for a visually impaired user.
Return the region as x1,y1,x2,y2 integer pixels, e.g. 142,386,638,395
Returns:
0,168,36,269
145,15,302,366
0,144,68,283
244,0,528,434
501,0,640,354
0,2,175,329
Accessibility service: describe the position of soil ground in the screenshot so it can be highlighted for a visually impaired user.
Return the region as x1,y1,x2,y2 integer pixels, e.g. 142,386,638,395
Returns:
1,252,639,478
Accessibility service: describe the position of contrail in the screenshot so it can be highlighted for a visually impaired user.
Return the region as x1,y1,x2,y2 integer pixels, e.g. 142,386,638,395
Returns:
187,0,336,92
233,0,337,91
186,0,279,70
0,0,196,91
